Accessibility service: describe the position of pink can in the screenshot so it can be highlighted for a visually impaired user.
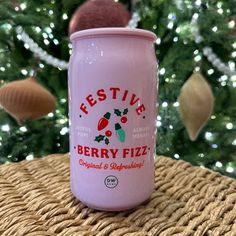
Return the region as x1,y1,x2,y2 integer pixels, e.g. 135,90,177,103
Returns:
69,28,158,211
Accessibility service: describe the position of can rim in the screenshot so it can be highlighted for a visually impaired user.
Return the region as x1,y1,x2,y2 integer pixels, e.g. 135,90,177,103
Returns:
70,27,157,42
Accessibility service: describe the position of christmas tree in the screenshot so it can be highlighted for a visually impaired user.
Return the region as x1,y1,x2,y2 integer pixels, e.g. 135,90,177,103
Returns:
0,0,236,177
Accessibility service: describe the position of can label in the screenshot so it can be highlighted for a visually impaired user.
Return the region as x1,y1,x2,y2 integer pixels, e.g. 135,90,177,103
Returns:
73,86,152,172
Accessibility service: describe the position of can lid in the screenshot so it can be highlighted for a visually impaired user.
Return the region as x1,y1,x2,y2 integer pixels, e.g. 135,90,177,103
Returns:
70,27,157,42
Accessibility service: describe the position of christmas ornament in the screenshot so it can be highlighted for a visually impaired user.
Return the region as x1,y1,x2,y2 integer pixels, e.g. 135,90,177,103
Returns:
115,123,126,143
68,0,130,35
97,112,111,131
0,77,55,124
178,73,214,141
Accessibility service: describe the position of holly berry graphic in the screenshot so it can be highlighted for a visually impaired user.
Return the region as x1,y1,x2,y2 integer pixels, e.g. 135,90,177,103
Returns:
115,123,126,143
97,112,111,131
105,130,112,137
121,116,127,123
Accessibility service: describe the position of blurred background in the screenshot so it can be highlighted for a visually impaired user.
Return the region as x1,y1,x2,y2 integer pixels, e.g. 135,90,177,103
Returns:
0,0,236,178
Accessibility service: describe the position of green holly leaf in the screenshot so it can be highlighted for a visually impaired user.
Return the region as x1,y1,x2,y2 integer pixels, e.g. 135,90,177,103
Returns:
104,138,109,145
123,108,128,115
114,109,122,116
95,135,105,142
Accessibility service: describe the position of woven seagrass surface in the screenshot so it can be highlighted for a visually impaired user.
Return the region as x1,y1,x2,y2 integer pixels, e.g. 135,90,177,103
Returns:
0,154,236,236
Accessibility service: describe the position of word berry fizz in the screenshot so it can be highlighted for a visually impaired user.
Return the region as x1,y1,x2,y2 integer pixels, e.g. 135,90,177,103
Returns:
68,28,158,211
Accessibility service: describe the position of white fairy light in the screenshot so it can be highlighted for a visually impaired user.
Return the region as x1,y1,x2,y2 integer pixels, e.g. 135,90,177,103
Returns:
219,75,228,81
173,37,178,42
26,154,34,160
228,20,235,28
211,115,216,119
215,161,223,168
217,8,223,14
42,32,48,38
157,115,162,120
155,38,161,45
44,39,50,45
19,126,27,132
205,132,213,140
212,26,218,32
60,127,69,135
24,43,30,49
1,124,10,132
60,98,67,103
229,62,235,70
174,154,180,159
226,123,233,129
226,166,234,173
232,139,236,145
47,112,54,117
35,27,41,33
173,102,179,107
21,69,28,75
207,69,214,75
167,22,174,29
175,27,181,33
53,39,59,45
162,102,168,107
195,0,201,6
194,55,202,62
20,3,27,10
62,13,68,20
159,68,166,75
169,125,173,129
0,67,5,72
156,121,162,127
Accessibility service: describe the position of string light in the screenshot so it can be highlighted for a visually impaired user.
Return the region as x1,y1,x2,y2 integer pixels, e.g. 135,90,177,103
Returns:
60,127,69,135
226,123,233,129
226,166,234,173
19,127,27,132
174,154,180,159
215,161,223,168
1,125,10,132
26,154,34,160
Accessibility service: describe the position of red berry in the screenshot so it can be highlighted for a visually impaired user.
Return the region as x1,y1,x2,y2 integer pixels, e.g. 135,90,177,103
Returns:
105,130,112,137
121,116,127,123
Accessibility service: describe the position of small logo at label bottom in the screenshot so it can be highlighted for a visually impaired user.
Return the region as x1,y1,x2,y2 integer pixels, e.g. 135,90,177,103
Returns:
104,175,118,188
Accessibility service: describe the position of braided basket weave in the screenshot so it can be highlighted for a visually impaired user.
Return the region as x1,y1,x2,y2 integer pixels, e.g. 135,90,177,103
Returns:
0,154,236,236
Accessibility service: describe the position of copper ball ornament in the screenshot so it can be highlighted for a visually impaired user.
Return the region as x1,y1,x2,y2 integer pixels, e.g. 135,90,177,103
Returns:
0,77,56,124
68,0,130,36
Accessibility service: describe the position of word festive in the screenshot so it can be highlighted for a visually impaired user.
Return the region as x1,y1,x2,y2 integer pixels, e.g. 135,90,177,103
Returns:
77,144,148,158
80,87,145,115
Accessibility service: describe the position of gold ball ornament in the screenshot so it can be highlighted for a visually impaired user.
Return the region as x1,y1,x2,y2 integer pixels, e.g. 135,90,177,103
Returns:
178,72,214,141
0,77,56,124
